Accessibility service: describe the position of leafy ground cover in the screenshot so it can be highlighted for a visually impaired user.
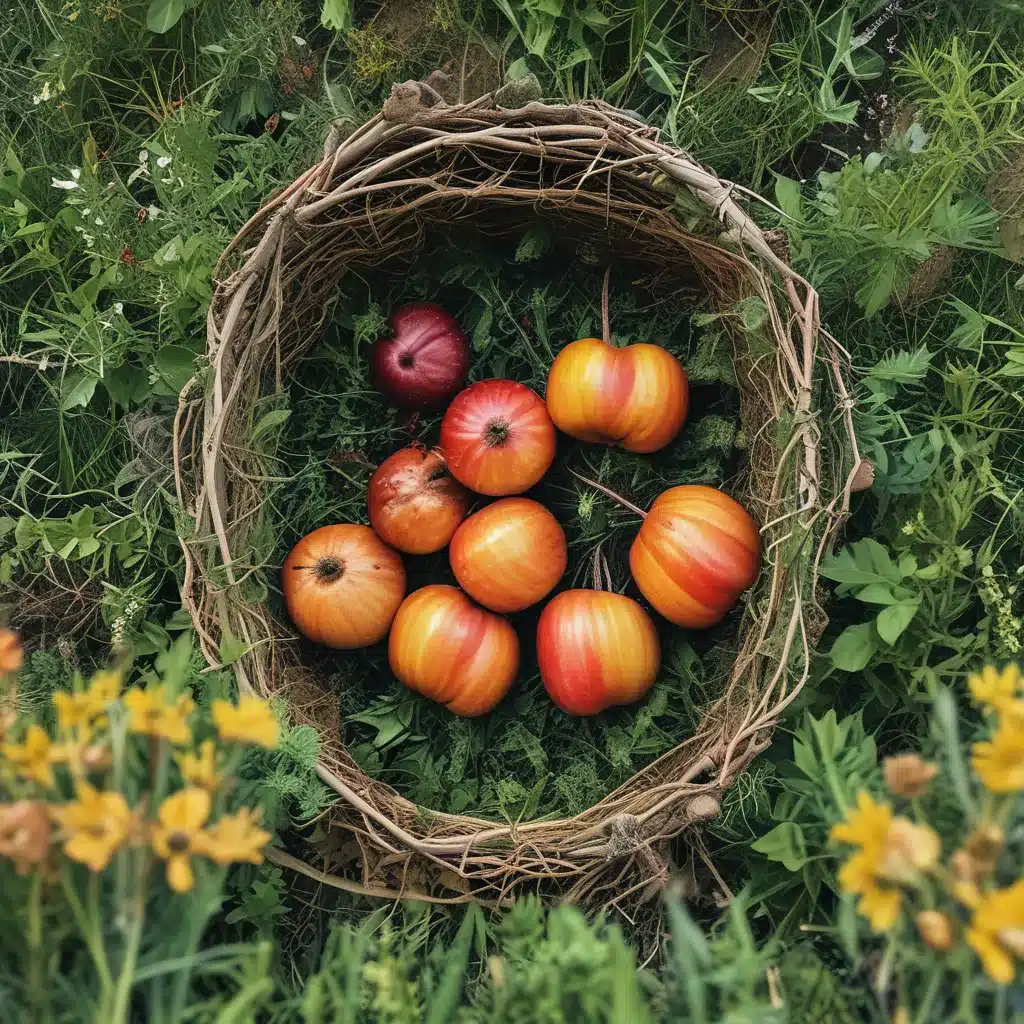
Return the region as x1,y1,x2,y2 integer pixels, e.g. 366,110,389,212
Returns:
1,0,1023,1020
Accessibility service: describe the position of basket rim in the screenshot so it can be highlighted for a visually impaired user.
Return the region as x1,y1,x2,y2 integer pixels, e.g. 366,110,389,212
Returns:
174,84,863,905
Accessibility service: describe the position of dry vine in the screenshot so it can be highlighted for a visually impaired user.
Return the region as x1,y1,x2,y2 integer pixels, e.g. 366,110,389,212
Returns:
174,83,861,907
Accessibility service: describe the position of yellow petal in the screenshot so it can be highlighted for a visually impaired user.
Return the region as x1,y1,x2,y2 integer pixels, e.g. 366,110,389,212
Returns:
966,927,1016,984
860,885,901,932
158,788,210,832
166,853,195,893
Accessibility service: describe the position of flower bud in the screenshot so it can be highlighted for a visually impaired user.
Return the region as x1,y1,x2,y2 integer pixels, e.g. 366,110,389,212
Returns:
883,753,938,798
916,910,955,951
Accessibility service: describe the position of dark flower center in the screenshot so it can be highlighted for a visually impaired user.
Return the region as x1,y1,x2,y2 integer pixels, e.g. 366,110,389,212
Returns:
167,832,191,854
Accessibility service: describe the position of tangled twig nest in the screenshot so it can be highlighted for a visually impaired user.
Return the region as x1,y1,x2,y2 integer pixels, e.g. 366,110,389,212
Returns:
174,81,859,906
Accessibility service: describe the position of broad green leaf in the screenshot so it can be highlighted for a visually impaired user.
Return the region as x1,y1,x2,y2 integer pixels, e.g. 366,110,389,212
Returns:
772,174,802,220
61,373,99,411
147,0,186,33
854,583,901,605
821,538,899,587
320,0,352,30
876,600,920,644
830,623,877,671
751,822,807,872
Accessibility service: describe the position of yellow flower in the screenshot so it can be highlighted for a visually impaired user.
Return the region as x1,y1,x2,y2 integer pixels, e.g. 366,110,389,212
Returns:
966,879,1024,985
52,783,131,872
831,793,940,932
124,685,194,745
831,792,902,932
177,740,221,790
916,910,956,951
972,710,1024,793
877,818,941,883
212,696,278,748
2,725,56,788
151,788,210,893
0,801,51,874
53,692,94,737
969,664,1021,713
197,807,271,866
0,629,23,675
83,669,121,716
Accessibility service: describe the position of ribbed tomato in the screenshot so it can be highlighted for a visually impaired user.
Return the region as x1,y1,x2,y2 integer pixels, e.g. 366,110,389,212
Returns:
388,585,519,716
367,446,469,555
536,591,660,715
282,525,406,648
629,486,759,628
449,498,566,613
439,379,556,495
545,338,689,453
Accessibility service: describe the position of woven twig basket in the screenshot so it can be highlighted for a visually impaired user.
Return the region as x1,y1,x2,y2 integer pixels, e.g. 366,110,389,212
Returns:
175,83,862,906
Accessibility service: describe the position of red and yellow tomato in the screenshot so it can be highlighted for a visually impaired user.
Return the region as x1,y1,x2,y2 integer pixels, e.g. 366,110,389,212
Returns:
367,446,469,555
439,379,556,495
388,585,519,716
629,486,759,628
545,338,688,454
536,591,660,715
449,498,566,613
282,525,406,648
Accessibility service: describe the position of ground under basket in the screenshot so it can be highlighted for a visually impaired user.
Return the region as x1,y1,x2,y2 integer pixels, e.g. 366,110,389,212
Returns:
175,82,862,906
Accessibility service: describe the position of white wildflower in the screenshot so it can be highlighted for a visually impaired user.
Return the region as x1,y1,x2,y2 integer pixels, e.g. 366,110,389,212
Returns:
113,302,124,315
146,204,161,219
156,155,172,168
52,177,79,190
138,150,149,163
94,216,104,226
292,35,306,46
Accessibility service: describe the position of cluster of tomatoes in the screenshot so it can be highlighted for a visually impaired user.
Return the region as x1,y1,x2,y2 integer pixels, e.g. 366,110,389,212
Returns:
282,299,760,718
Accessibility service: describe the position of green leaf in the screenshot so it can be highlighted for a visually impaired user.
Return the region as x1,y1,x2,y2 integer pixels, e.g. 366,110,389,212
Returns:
61,373,99,411
772,174,803,220
876,600,920,644
854,583,901,605
251,408,291,441
820,538,899,587
321,0,352,30
147,0,186,33
830,623,877,671
867,346,932,383
751,822,807,872
856,255,896,317
219,626,246,666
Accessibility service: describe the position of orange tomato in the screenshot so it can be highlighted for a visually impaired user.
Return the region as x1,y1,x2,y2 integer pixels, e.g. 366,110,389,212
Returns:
282,525,406,648
440,379,556,495
536,591,660,715
545,338,689,453
629,486,759,628
367,446,469,555
449,498,566,613
388,585,519,716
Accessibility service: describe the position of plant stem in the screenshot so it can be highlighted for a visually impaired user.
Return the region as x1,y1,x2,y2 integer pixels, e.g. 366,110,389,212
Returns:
110,852,148,1024
568,469,647,519
27,869,45,1020
62,866,113,996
